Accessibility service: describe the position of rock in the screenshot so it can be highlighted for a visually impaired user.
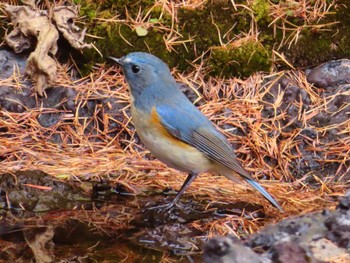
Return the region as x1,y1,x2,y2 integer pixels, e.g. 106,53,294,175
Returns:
0,170,90,212
204,191,350,263
0,49,27,79
306,59,350,89
204,236,264,263
271,241,308,263
325,192,350,249
260,74,311,131
0,49,130,143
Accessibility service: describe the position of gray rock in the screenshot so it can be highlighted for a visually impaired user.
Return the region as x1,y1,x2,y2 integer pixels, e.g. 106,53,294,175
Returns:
204,236,264,263
306,59,350,89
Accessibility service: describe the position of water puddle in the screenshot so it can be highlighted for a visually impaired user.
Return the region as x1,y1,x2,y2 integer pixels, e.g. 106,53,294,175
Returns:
0,170,264,262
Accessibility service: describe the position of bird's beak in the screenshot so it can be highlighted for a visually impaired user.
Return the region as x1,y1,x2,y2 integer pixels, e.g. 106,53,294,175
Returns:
109,56,124,66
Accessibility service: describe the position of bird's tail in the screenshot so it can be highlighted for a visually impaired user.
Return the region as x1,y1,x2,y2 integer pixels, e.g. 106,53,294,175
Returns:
217,166,283,212
245,178,284,212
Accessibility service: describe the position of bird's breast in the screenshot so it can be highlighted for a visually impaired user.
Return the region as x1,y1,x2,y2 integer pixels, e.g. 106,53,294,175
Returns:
130,105,212,173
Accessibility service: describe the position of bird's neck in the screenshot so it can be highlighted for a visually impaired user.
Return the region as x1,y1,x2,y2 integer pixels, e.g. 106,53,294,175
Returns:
132,80,181,112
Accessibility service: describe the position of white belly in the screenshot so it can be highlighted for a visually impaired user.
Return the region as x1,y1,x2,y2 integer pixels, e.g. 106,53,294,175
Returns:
139,128,212,173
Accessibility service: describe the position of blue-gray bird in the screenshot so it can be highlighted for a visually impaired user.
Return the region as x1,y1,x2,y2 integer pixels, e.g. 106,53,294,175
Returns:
110,52,283,212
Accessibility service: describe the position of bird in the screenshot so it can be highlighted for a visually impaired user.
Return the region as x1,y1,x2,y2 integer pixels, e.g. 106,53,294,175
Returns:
109,52,283,212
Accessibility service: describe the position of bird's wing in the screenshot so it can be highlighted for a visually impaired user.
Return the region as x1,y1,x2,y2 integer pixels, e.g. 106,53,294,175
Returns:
155,104,253,180
156,104,284,212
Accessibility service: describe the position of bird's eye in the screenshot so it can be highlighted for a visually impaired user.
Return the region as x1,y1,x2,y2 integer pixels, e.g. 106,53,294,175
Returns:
131,64,140,73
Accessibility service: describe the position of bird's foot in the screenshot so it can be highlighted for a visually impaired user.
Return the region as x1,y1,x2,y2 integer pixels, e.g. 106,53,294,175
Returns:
145,200,184,213
147,201,175,210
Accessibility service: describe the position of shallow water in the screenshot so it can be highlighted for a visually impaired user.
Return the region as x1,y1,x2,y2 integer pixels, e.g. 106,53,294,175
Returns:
0,170,266,262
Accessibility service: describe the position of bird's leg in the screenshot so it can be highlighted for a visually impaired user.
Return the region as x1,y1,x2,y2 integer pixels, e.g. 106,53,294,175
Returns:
170,172,198,206
147,172,198,210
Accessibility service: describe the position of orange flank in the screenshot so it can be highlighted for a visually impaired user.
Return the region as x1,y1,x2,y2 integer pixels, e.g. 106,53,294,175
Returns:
150,107,192,149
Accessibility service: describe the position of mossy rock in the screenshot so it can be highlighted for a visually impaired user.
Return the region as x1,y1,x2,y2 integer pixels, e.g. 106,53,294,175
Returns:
1,0,349,78
78,0,256,74
283,1,350,68
78,0,349,77
209,42,271,77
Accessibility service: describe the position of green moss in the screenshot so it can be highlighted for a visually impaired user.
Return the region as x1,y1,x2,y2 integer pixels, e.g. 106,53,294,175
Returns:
78,0,254,73
64,0,270,76
280,0,350,67
251,0,271,24
209,41,271,78
76,0,158,19
51,0,350,77
75,0,99,19
0,0,349,78
176,1,253,69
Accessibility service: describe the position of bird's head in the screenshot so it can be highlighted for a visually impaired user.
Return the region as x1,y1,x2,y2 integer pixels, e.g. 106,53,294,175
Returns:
110,52,176,99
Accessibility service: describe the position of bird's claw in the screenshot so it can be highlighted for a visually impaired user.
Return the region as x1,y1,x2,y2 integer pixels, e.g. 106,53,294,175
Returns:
145,201,185,213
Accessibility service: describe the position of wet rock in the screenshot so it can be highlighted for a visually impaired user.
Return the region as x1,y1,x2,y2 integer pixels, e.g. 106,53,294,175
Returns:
98,96,130,141
0,49,130,144
310,84,350,127
271,241,308,263
129,199,207,254
0,170,90,212
37,87,77,128
204,192,350,263
325,192,350,249
261,76,311,108
247,212,328,251
0,49,35,113
221,108,247,137
259,71,350,180
179,83,202,105
0,88,34,113
260,70,350,132
204,236,263,263
260,74,311,131
0,48,27,78
306,59,350,89
299,128,318,139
